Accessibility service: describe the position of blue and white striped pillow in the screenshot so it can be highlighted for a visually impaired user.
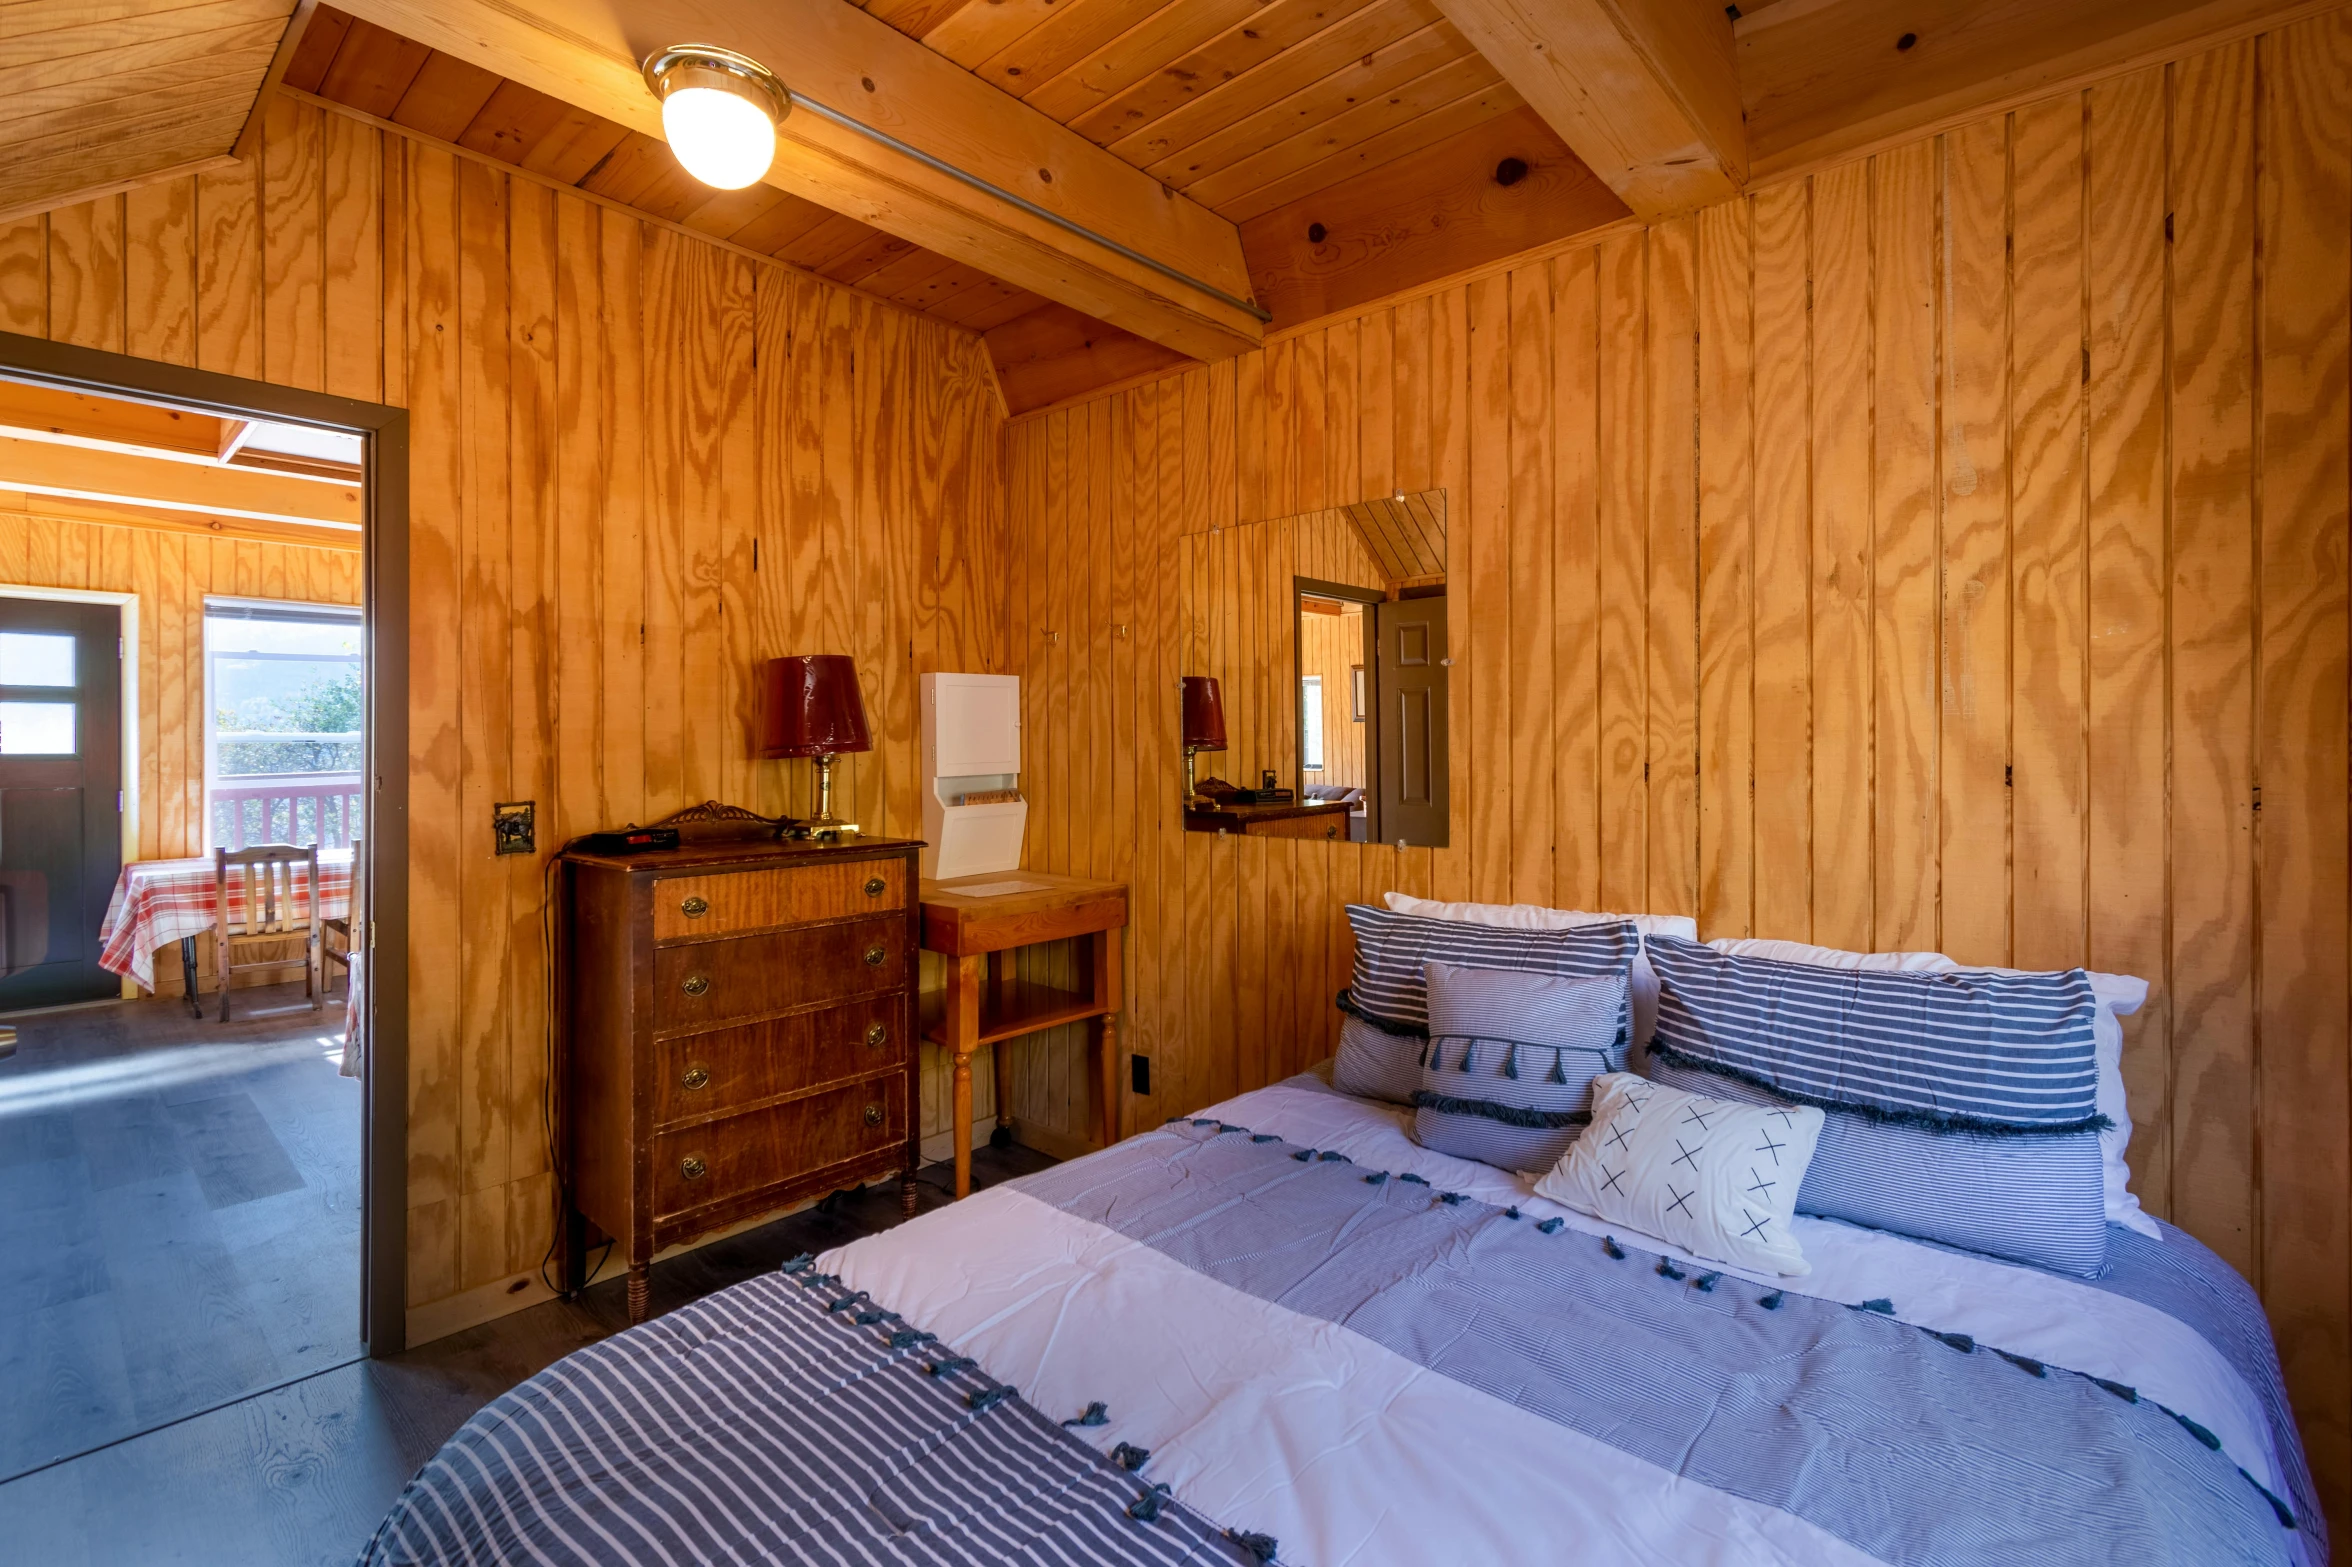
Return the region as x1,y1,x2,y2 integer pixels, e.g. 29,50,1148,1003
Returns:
1642,936,2112,1276
1643,935,2106,1132
1334,907,1637,1107
1341,906,1638,1033
1413,962,1628,1172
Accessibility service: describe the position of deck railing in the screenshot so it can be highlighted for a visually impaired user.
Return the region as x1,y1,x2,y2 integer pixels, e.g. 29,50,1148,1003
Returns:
212,772,364,850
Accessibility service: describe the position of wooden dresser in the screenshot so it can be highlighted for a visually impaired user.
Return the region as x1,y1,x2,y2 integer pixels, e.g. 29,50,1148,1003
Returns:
557,821,922,1322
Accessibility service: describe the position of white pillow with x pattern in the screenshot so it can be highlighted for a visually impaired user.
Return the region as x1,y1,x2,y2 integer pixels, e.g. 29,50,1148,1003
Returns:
1534,1071,1826,1276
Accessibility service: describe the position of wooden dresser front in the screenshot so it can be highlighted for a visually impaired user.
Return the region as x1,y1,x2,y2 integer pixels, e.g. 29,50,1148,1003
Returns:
558,834,922,1322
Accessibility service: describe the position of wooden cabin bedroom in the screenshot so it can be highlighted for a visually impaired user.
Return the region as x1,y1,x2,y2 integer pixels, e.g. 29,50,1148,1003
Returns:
0,0,2341,1559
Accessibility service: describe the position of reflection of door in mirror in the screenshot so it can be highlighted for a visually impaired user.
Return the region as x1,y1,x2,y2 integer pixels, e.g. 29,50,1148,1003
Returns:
1373,593,1448,848
1295,587,1374,843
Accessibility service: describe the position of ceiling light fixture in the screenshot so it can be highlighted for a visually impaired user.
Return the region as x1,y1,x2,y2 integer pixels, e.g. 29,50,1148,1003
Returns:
641,45,789,190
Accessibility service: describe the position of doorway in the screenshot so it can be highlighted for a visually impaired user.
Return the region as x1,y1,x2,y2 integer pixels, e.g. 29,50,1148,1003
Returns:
0,328,408,1487
0,597,124,1009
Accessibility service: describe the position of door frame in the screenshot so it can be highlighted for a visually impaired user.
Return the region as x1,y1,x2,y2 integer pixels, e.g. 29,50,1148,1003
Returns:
0,329,412,1356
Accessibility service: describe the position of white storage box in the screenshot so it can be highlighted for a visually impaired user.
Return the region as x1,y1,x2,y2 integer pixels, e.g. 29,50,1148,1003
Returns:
920,672,1026,880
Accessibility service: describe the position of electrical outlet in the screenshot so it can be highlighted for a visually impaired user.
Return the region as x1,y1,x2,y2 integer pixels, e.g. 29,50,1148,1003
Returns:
493,801,536,856
1130,1053,1151,1095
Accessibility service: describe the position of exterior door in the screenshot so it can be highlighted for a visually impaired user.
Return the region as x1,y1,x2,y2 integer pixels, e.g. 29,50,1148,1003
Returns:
0,599,123,1009
1373,593,1448,848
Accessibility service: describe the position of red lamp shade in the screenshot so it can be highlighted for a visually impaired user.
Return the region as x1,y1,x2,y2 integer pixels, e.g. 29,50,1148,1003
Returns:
760,655,873,758
1180,675,1227,752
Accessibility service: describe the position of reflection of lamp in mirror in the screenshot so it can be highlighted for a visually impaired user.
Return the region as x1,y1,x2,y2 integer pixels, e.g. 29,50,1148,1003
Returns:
761,654,872,837
1180,675,1227,806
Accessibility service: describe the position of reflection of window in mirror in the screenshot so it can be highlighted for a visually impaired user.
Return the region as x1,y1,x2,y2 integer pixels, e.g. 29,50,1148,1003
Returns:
1300,676,1325,770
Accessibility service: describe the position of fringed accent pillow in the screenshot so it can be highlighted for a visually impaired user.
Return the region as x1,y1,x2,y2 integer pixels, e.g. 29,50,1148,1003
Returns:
1411,962,1628,1172
1644,935,2114,1277
1535,1072,1824,1276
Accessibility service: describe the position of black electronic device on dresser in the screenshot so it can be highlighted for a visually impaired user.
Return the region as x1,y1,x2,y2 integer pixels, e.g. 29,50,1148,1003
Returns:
555,802,922,1323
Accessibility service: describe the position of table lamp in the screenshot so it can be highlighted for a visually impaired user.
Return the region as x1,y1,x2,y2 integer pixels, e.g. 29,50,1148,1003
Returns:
1180,675,1227,806
761,654,872,838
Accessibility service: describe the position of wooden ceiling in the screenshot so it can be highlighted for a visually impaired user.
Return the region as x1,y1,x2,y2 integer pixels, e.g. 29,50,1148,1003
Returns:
284,5,1053,337
284,1,1605,410
0,0,2314,411
858,0,1530,224
0,0,300,221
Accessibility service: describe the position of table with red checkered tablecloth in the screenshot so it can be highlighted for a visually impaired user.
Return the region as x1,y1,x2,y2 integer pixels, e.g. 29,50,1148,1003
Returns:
99,851,353,988
99,854,361,1068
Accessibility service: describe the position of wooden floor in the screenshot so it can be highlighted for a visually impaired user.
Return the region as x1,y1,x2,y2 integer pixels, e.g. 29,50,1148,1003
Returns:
0,1118,1051,1566
0,982,361,1485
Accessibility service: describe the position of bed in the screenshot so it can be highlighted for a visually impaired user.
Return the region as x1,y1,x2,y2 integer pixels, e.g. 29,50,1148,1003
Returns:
362,1070,2324,1566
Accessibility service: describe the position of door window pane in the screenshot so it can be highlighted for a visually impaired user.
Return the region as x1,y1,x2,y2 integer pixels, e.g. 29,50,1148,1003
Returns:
0,700,75,754
0,632,75,687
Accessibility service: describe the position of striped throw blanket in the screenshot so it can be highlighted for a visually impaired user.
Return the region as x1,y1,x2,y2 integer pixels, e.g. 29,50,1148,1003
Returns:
361,1261,1267,1566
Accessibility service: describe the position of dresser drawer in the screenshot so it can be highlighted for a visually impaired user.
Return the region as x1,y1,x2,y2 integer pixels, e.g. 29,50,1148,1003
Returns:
655,995,908,1127
653,915,907,1033
654,858,907,942
653,1075,906,1221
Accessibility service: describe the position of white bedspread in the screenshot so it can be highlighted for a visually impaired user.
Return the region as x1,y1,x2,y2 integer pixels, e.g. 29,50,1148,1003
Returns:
828,1079,2304,1567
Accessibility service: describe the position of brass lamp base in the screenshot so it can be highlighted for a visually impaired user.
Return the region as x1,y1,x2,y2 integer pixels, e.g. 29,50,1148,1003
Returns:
810,753,860,840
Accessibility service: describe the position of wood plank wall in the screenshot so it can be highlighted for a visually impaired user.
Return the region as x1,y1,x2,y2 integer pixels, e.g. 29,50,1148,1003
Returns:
1004,10,2352,1527
0,94,1007,1335
0,501,359,865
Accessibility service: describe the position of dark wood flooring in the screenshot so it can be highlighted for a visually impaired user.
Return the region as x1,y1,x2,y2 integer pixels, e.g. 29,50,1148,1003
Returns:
0,1123,1052,1566
0,982,361,1484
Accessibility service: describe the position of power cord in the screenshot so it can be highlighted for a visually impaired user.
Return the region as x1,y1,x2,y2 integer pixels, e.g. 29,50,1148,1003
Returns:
539,839,614,1300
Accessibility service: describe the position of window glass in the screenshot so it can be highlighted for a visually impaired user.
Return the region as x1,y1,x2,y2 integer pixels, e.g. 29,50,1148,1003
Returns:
206,602,363,849
0,631,74,687
1300,675,1324,772
0,700,75,754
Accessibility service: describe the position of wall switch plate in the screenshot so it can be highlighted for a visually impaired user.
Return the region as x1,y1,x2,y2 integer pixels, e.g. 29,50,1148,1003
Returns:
493,801,535,856
1130,1053,1151,1095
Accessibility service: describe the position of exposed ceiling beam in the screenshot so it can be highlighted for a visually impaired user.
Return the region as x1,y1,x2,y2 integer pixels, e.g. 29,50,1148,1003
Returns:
1429,0,1745,216
0,489,362,552
334,0,1264,359
1239,106,1627,328
983,301,1195,417
0,381,230,462
1736,0,2336,181
0,436,361,531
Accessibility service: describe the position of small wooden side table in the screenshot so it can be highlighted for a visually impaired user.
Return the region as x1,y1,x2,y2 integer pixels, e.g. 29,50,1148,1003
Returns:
919,871,1128,1199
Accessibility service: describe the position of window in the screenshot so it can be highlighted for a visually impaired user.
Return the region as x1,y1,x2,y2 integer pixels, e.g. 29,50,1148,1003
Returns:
207,599,363,849
1300,675,1324,772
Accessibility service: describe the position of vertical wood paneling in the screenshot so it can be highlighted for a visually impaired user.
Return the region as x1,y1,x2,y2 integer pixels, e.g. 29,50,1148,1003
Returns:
2167,40,2261,1275
1005,20,2350,1529
2255,11,2352,1499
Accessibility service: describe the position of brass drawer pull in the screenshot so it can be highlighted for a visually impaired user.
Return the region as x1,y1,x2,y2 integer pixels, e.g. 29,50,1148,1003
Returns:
681,973,710,997
865,1021,888,1049
864,875,887,898
863,1102,884,1127
681,1155,707,1181
681,1065,710,1092
680,894,709,919
863,944,887,967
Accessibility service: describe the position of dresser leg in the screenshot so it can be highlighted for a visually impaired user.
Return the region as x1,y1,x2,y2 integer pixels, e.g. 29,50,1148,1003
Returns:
901,1167,918,1218
626,1264,649,1325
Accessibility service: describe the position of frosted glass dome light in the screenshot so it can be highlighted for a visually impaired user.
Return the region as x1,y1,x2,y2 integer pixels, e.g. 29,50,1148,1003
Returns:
642,47,789,191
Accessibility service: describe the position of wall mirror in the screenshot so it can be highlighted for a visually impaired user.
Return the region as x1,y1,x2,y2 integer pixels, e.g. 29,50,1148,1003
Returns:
1177,489,1449,847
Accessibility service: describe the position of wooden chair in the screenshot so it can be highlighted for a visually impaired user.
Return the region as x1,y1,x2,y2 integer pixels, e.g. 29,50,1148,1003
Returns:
214,843,323,1021
324,837,362,996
